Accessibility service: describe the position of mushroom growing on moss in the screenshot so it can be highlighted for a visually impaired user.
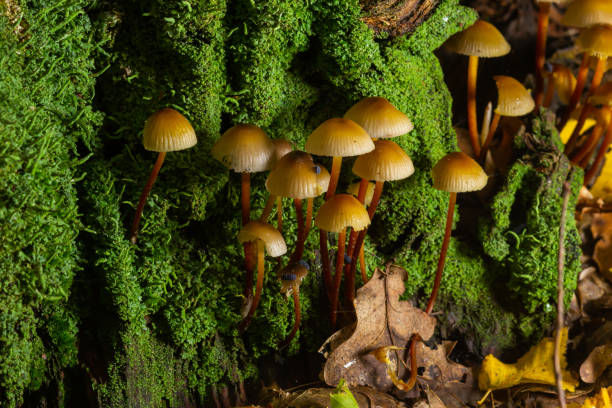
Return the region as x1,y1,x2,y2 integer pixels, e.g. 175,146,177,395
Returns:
278,260,309,348
129,108,197,244
343,96,413,139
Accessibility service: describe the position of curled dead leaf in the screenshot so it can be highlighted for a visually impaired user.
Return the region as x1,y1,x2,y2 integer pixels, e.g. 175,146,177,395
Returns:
580,342,612,384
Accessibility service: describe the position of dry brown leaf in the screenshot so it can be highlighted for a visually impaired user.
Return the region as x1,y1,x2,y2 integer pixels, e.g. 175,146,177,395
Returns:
580,342,612,384
417,341,474,385
591,213,612,278
269,386,406,408
322,266,436,390
418,378,483,408
424,387,447,408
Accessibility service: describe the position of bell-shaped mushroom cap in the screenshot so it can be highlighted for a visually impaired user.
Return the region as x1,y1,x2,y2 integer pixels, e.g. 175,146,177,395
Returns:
549,64,577,105
352,140,415,182
238,220,287,257
305,118,374,157
315,194,371,233
143,108,197,152
343,97,413,139
445,20,511,58
212,124,275,173
270,138,293,169
278,260,309,295
266,151,322,199
576,25,612,58
432,152,488,192
493,76,535,117
561,0,612,27
588,81,612,106
347,181,375,206
315,164,331,195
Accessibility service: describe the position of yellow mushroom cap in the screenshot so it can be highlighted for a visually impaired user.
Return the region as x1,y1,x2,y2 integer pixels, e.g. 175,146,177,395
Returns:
432,152,488,192
352,140,415,182
314,194,371,233
238,221,287,257
343,97,413,139
347,181,375,206
316,164,331,195
143,108,197,152
211,124,275,173
549,64,577,105
576,25,612,59
265,151,322,199
278,261,309,295
270,138,293,169
305,118,374,157
588,81,612,106
445,20,511,58
561,0,612,28
493,76,535,117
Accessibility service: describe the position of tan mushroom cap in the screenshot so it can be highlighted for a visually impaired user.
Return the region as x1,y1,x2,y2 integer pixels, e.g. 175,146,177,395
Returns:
270,138,293,169
347,181,375,206
561,0,612,28
238,220,287,257
445,20,511,58
305,118,374,157
548,64,577,105
343,97,413,139
432,152,487,192
278,261,309,295
211,124,275,173
493,76,535,117
316,164,331,194
352,140,415,182
265,151,322,199
588,82,612,106
314,194,371,233
576,25,612,59
143,108,197,152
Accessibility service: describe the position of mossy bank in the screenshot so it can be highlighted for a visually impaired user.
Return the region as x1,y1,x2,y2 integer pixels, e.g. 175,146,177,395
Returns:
0,0,580,406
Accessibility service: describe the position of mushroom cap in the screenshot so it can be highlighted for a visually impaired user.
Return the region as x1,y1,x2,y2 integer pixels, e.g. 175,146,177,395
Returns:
305,118,374,158
270,138,293,169
347,181,376,206
432,152,488,192
493,76,535,117
212,124,275,173
316,164,331,194
238,221,287,257
588,81,612,106
266,151,324,199
343,97,413,139
445,20,511,58
143,108,197,152
352,140,415,182
548,64,577,105
561,0,612,28
314,194,371,233
576,25,612,58
278,260,309,295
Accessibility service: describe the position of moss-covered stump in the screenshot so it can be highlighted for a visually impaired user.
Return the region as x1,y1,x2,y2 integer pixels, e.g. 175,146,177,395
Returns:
1,0,582,406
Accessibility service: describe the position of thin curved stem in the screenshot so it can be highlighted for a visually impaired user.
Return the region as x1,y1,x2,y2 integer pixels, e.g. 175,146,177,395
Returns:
403,334,422,391
239,240,265,332
359,245,367,283
331,228,346,327
467,55,481,157
291,198,304,262
277,196,283,232
534,3,551,109
129,151,166,244
479,112,501,163
260,194,276,222
571,123,604,165
326,156,342,200
345,178,369,280
585,120,612,186
560,53,589,130
279,287,301,349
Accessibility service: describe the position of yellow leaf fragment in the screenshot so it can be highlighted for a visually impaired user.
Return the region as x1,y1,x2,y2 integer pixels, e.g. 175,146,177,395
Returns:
560,115,596,144
478,328,578,393
591,148,612,202
581,386,612,408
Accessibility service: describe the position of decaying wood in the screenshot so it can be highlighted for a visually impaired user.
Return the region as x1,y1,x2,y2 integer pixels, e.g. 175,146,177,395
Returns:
360,0,439,37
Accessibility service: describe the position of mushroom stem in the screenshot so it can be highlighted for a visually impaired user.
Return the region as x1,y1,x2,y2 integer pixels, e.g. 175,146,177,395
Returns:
565,58,606,154
346,181,383,304
326,156,342,199
321,156,342,300
425,192,456,314
359,245,367,283
534,2,551,109
479,112,501,162
345,178,369,278
291,198,305,262
543,76,556,108
304,198,313,242
403,333,422,391
481,102,493,145
585,120,612,186
129,151,166,244
467,55,481,157
331,228,347,326
277,197,283,232
561,53,589,130
241,172,251,226
242,172,256,301
571,120,605,165
260,194,276,223
279,287,301,349
239,239,265,332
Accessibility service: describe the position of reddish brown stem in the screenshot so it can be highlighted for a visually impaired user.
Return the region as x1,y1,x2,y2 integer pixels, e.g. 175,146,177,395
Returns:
240,172,256,300
331,228,346,327
344,178,369,279
321,156,342,302
239,240,264,332
425,192,456,314
241,172,250,226
585,120,612,186
560,53,589,130
480,112,501,162
129,151,166,244
291,198,304,262
403,333,422,391
534,3,551,109
359,245,367,283
260,194,276,222
467,55,481,157
277,197,283,232
304,198,313,240
571,123,604,165
279,287,301,349
326,156,342,200
543,75,556,108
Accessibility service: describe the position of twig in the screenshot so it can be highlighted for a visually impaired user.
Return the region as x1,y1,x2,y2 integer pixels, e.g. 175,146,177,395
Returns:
555,177,572,408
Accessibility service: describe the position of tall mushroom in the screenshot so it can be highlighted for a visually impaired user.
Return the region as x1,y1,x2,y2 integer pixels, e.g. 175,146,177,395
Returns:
278,260,309,348
238,221,287,331
445,20,511,157
129,108,197,244
543,64,577,108
315,194,370,326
